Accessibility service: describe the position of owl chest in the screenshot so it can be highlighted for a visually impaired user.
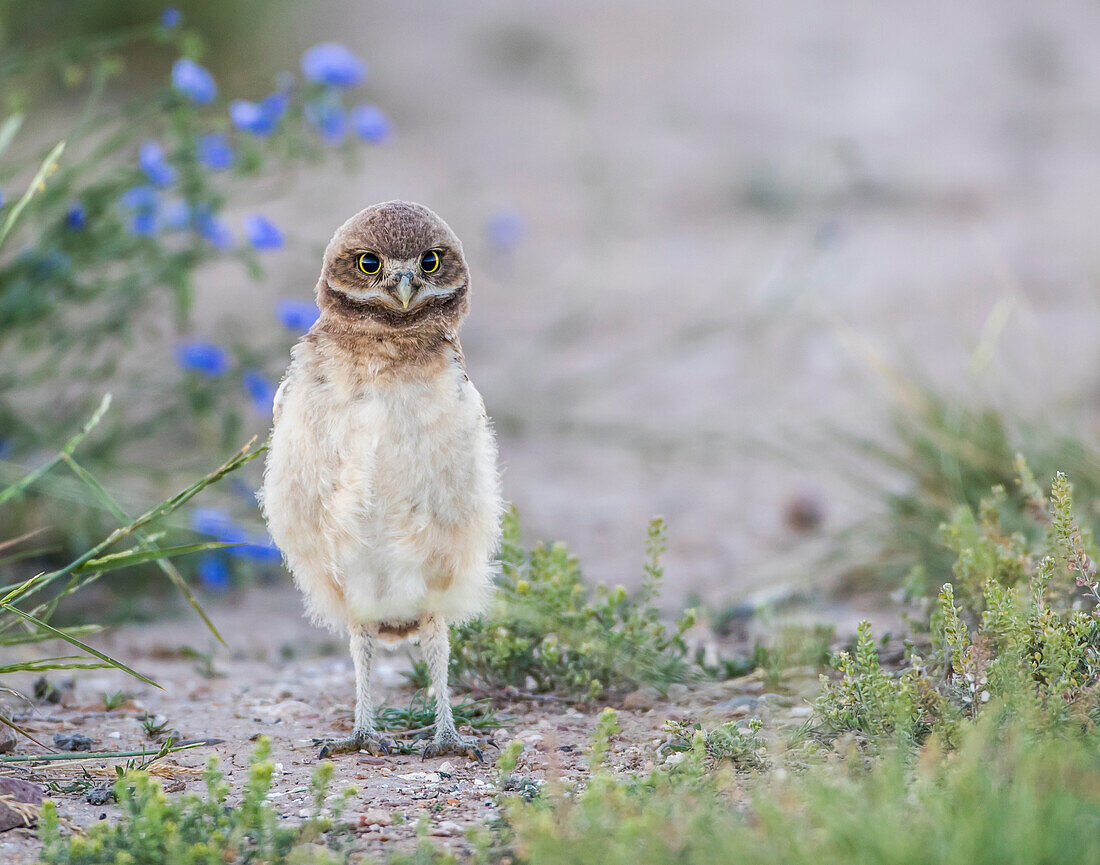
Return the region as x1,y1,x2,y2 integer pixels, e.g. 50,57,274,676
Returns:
284,371,486,537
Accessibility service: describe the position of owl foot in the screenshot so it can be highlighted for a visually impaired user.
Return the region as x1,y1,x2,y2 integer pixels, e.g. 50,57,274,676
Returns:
314,729,392,759
422,730,484,763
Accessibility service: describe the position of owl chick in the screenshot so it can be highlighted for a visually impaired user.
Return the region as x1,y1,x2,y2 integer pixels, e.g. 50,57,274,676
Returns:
260,201,502,761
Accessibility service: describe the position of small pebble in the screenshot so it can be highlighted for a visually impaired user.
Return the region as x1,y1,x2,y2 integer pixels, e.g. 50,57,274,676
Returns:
86,785,115,806
622,686,659,711
399,771,440,783
358,808,393,826
54,732,93,752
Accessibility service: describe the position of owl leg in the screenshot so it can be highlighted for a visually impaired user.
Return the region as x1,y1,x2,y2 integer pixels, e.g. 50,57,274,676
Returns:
316,624,393,758
420,615,484,762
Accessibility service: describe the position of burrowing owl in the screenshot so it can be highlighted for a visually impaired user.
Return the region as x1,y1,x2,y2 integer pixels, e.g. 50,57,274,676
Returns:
260,201,502,760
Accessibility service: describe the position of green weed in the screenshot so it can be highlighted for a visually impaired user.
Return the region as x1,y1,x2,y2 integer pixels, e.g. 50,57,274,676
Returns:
408,510,697,701
815,465,1100,745
38,737,355,865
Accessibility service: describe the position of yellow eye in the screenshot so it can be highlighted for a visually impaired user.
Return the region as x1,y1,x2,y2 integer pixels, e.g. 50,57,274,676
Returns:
421,250,441,274
357,252,381,275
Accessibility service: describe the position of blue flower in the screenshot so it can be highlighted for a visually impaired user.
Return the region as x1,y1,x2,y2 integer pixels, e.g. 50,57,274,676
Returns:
195,212,232,249
0,188,4,208
119,186,159,235
161,7,181,29
301,42,365,88
191,509,279,564
130,211,158,236
229,92,287,137
172,57,217,105
350,104,390,142
65,203,86,230
263,92,289,119
242,370,277,414
196,555,230,592
230,536,282,563
276,299,320,331
245,214,283,250
197,133,233,171
119,184,158,212
190,506,245,540
486,210,524,251
177,341,228,376
304,99,346,143
139,140,177,187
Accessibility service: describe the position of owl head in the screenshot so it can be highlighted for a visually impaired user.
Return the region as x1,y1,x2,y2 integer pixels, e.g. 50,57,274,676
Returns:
315,201,470,333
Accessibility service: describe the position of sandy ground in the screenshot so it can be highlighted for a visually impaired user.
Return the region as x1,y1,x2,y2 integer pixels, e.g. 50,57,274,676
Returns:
0,588,825,864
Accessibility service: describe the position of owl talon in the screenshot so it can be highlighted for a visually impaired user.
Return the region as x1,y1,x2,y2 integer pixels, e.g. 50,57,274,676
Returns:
315,731,392,759
422,733,484,763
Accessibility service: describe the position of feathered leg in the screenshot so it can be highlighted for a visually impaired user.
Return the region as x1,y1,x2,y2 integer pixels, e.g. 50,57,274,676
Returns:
316,624,393,758
420,615,483,762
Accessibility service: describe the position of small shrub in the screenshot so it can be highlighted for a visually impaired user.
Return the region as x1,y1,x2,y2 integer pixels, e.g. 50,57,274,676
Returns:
816,466,1100,745
815,620,954,745
38,737,355,865
410,509,698,701
660,718,768,771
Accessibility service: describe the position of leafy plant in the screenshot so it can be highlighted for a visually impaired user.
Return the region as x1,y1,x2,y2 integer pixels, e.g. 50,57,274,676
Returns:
38,737,356,865
815,465,1100,745
100,690,133,713
659,717,768,771
409,510,697,701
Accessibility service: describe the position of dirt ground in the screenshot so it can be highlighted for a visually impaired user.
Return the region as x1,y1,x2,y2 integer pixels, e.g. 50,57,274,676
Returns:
0,588,824,864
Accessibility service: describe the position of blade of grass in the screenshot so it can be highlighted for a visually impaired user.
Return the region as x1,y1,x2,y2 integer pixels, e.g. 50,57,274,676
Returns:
0,625,102,647
0,603,160,689
0,139,65,249
0,658,116,673
0,741,208,763
0,528,47,556
0,393,111,509
62,453,229,645
0,712,53,752
0,114,23,158
74,541,238,574
5,436,264,608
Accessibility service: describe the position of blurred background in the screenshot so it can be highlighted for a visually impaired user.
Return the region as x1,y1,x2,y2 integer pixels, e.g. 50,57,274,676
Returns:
4,0,1100,618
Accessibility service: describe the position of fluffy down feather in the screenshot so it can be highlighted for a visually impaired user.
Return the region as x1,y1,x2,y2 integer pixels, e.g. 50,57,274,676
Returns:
260,331,502,638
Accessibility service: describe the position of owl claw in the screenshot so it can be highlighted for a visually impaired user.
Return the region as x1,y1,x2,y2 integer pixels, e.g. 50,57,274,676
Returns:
314,731,392,759
422,732,484,763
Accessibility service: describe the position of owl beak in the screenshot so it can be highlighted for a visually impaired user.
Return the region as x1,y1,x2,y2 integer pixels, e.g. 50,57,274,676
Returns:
394,273,415,309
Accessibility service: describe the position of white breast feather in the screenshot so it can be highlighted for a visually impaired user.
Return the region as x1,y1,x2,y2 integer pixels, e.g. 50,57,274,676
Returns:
260,342,502,632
